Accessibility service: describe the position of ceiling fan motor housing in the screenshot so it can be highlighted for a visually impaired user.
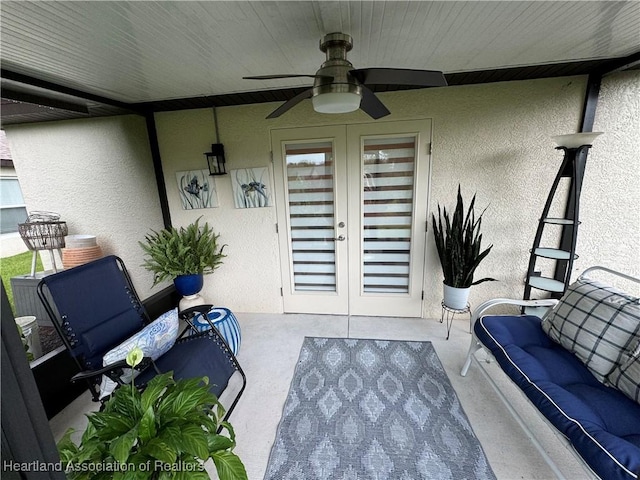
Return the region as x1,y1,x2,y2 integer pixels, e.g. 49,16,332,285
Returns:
313,32,362,97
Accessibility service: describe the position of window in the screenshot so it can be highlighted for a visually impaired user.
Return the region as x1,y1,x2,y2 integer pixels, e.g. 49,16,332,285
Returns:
0,177,27,233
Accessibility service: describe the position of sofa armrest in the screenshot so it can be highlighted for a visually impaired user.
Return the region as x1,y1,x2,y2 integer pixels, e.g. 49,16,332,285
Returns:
471,298,559,328
461,298,558,378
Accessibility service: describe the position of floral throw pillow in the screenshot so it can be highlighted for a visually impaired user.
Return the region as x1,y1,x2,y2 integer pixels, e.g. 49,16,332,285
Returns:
98,308,179,398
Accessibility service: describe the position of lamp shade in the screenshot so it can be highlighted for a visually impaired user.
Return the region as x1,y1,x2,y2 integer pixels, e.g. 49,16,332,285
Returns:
312,92,361,114
552,132,603,148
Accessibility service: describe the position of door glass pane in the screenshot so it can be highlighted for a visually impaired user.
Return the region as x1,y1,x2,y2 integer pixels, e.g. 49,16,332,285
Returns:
362,137,416,293
285,142,336,292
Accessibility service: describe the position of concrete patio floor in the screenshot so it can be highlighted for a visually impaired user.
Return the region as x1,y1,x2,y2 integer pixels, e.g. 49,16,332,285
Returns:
49,312,588,479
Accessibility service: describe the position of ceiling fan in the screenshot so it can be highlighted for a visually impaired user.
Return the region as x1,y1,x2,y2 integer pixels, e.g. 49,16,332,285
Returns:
243,32,447,120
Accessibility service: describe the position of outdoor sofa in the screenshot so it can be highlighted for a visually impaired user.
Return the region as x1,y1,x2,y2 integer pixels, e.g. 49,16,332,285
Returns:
462,267,640,480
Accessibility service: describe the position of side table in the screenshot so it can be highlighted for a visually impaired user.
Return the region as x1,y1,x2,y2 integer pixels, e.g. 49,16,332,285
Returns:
189,307,242,355
440,301,471,340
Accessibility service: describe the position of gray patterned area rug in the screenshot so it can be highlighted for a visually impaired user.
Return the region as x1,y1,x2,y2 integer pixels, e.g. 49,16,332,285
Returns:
264,337,496,480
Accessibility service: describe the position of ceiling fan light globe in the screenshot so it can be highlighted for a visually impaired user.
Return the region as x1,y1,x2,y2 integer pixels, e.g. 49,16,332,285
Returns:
312,92,361,114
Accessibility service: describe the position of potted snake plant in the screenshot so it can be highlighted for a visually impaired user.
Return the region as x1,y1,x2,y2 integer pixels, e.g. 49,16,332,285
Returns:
431,185,496,309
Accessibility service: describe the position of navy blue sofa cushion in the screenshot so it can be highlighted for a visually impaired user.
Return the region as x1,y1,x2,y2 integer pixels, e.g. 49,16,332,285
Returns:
475,314,640,480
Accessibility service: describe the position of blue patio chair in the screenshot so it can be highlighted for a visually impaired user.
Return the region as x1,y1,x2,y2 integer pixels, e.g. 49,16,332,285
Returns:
37,255,246,420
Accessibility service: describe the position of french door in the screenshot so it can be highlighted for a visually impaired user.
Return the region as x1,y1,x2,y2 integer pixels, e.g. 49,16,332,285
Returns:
272,120,432,317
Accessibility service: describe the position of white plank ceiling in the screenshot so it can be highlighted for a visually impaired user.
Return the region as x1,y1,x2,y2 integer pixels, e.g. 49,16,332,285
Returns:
1,1,639,104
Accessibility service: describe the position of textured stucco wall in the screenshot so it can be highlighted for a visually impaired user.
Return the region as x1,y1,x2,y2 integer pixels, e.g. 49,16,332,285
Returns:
154,109,283,312
5,72,638,316
578,71,640,284
156,74,639,317
155,74,639,317
4,115,165,299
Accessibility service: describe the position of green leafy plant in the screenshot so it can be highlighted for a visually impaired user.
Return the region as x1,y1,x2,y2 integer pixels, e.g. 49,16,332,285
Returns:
431,185,496,288
140,218,226,285
57,348,247,480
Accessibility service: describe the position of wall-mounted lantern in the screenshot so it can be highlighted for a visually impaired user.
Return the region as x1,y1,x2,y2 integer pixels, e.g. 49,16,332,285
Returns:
205,106,227,176
205,143,226,175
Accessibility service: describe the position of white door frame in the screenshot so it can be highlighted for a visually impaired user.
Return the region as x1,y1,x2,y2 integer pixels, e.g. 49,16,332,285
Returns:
346,120,432,317
271,120,432,317
272,125,349,314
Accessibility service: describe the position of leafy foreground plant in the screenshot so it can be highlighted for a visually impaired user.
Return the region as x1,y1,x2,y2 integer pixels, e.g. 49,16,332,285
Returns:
139,217,226,286
58,349,247,480
431,185,496,288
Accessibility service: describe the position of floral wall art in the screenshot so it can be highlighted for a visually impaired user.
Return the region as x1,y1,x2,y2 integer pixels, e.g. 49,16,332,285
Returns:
231,167,272,209
175,169,218,209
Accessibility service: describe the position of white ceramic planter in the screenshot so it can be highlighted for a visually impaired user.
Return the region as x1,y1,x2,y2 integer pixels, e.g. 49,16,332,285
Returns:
15,315,42,360
443,283,470,310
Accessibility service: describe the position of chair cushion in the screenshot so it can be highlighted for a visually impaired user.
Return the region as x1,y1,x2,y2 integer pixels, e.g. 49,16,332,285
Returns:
541,277,640,382
136,333,238,399
607,339,640,404
99,308,179,397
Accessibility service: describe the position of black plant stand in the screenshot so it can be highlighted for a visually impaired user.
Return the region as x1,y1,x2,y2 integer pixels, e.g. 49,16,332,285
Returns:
440,301,471,340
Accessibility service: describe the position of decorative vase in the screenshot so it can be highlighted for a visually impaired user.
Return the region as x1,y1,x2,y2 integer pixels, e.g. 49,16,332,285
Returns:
173,274,204,296
174,274,206,311
443,283,470,310
191,307,242,355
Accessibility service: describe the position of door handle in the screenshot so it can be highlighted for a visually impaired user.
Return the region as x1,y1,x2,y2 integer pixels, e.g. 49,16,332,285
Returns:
334,235,345,241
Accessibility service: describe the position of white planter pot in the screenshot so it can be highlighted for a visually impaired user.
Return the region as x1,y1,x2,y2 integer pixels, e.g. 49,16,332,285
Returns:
16,315,42,360
443,284,470,310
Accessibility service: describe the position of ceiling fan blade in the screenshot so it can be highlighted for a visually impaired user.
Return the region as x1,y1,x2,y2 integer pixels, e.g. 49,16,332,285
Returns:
351,68,447,87
244,74,332,80
266,88,313,119
359,86,391,120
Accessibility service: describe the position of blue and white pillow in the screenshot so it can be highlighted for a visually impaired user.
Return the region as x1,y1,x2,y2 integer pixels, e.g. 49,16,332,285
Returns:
99,308,179,398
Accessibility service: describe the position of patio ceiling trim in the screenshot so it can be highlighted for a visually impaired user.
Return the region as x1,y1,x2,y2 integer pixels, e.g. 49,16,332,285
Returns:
2,54,639,124
133,57,632,113
1,51,638,233
0,69,144,114
1,89,89,115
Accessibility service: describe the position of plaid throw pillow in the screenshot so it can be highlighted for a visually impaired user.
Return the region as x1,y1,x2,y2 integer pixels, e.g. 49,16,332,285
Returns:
607,339,640,404
541,277,640,382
